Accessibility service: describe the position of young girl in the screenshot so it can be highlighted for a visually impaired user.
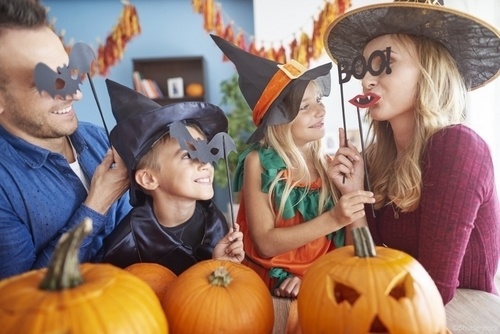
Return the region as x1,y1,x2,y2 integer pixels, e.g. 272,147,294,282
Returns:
325,0,500,304
211,34,375,297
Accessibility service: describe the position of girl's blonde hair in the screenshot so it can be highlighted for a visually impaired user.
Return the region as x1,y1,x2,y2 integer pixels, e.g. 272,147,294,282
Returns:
261,81,340,221
366,34,466,211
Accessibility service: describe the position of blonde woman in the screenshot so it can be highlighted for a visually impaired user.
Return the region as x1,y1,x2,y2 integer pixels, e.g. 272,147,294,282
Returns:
325,0,500,304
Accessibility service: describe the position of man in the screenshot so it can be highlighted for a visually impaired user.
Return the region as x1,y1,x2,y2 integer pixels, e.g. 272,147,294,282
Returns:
0,0,131,279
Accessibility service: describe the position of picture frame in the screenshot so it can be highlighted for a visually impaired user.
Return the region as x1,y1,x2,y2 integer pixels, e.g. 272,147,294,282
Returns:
167,77,184,99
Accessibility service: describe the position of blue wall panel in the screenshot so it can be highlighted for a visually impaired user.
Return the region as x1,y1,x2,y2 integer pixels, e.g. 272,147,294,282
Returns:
44,0,254,129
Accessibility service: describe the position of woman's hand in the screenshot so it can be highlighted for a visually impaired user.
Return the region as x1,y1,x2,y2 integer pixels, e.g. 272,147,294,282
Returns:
327,128,366,194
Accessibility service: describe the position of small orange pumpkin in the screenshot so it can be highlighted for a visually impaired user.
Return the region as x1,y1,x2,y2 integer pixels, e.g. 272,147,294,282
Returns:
125,262,177,301
0,219,168,334
298,226,447,333
162,259,274,333
186,82,204,97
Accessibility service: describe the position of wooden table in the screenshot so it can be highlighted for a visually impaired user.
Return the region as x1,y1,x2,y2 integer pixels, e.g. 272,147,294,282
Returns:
272,289,500,333
445,289,500,333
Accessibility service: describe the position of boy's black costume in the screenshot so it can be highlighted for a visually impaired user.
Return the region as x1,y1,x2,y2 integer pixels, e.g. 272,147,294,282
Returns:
102,197,227,275
99,80,230,275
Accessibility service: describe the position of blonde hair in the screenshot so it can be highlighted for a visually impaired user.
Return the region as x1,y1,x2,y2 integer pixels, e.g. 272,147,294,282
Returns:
136,122,204,173
261,81,340,221
136,134,170,173
365,34,466,211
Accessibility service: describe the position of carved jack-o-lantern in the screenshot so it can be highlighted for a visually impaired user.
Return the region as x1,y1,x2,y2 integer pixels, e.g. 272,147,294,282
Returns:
297,227,447,333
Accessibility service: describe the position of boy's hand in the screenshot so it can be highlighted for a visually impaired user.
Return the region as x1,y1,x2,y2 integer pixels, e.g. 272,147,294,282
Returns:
213,223,245,263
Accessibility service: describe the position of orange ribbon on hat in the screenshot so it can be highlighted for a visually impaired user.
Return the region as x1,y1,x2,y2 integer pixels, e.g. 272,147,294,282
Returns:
252,59,307,126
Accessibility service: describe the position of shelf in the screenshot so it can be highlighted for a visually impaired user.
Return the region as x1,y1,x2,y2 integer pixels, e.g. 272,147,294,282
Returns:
132,56,205,105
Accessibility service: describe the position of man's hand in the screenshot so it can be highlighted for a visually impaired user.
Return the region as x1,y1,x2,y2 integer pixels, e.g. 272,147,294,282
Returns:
84,147,130,214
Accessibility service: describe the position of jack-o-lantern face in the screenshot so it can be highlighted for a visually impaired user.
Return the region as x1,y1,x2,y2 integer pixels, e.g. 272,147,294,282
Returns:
298,227,447,334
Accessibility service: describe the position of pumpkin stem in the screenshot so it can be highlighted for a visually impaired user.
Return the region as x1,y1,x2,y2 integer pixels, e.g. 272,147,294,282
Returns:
39,218,93,291
208,266,233,287
352,226,377,258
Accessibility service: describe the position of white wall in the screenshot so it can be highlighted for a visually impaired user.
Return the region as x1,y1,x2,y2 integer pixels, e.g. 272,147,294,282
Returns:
253,0,500,187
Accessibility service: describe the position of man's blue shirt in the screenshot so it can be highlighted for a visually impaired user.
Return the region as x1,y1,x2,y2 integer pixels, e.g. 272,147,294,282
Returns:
0,122,131,279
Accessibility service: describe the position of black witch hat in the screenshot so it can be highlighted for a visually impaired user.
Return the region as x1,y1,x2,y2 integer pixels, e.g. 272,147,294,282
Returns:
211,34,332,143
324,0,500,90
106,79,228,206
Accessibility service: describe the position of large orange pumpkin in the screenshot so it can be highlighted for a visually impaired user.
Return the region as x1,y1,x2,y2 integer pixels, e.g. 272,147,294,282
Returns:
162,259,274,333
125,262,177,301
297,226,447,333
0,219,168,334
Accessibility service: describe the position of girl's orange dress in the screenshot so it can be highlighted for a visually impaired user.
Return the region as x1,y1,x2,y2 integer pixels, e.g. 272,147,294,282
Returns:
233,144,344,293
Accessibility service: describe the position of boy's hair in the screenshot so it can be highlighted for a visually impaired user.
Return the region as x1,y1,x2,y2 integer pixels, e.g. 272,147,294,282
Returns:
262,81,340,221
0,0,48,91
136,134,171,173
366,34,466,212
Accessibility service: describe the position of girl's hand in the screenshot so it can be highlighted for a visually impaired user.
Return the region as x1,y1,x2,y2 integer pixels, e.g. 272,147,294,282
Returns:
329,190,375,227
212,223,245,263
274,276,301,298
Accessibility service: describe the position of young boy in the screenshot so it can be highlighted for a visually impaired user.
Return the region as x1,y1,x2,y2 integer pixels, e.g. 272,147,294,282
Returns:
99,79,244,275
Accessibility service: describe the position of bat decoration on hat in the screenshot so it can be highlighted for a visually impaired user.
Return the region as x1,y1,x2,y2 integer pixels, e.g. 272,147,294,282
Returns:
170,121,238,229
34,42,110,137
